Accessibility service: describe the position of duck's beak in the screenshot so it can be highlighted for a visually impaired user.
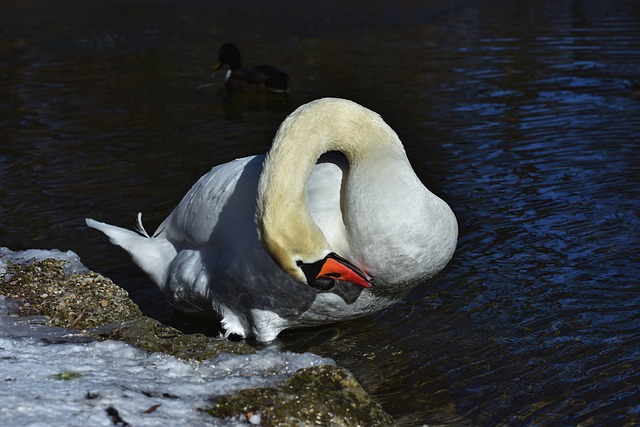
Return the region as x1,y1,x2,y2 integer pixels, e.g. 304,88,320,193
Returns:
212,62,222,71
317,253,373,288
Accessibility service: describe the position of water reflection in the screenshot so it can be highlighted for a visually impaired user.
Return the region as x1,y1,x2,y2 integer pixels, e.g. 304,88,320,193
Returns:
220,91,293,119
1,0,639,425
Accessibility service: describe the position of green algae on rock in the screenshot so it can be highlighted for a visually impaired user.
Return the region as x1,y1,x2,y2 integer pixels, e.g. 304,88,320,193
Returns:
0,258,141,330
49,371,84,381
208,364,396,426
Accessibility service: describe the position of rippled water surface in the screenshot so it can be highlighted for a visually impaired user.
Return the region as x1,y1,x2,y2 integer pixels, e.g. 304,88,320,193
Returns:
1,0,639,425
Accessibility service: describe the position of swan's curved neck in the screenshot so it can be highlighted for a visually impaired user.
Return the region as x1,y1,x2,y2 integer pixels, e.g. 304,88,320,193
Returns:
256,98,407,269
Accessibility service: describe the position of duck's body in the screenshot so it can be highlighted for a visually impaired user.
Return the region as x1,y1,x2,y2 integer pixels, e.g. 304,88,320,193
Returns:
87,98,457,342
213,43,289,93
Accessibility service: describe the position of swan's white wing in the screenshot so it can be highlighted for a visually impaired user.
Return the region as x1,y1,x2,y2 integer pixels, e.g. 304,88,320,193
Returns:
150,155,271,321
155,155,263,247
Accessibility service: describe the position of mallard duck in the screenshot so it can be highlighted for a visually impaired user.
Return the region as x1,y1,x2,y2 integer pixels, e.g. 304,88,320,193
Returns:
212,42,289,93
86,98,458,342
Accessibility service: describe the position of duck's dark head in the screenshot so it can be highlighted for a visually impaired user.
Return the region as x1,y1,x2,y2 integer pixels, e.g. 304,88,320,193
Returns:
214,43,242,70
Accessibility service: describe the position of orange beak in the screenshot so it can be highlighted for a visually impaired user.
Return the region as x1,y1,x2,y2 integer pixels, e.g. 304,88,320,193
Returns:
317,254,373,288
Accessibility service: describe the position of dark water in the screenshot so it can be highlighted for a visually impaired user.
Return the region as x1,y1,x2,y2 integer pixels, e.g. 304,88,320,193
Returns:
2,0,639,425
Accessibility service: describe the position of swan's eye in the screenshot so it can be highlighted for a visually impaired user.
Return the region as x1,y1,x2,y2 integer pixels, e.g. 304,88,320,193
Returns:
298,258,325,284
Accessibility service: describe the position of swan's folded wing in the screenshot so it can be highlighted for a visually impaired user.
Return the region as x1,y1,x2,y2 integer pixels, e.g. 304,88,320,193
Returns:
155,155,264,248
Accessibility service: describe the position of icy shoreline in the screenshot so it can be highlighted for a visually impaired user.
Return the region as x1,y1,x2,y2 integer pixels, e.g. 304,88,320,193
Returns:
0,247,394,426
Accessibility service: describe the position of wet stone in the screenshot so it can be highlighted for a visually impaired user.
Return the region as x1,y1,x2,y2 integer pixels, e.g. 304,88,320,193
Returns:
208,364,396,426
93,316,255,360
0,259,141,329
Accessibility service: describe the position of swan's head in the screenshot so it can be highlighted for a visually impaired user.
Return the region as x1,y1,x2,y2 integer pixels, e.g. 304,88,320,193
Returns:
257,211,372,290
296,252,373,291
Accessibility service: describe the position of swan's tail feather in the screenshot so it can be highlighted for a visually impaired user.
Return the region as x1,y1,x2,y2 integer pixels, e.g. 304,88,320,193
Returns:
135,212,150,238
85,217,177,286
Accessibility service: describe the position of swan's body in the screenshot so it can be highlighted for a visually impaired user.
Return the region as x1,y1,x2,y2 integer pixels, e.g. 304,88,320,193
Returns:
87,98,457,342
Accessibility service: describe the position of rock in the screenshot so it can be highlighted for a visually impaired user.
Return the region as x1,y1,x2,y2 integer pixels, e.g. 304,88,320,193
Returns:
0,258,141,329
92,316,255,360
208,364,396,426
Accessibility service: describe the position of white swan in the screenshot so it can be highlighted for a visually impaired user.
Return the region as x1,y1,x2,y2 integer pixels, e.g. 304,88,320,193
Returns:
86,98,457,342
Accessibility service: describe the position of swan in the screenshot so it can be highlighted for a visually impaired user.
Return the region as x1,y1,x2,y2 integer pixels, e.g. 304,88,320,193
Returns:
86,98,457,342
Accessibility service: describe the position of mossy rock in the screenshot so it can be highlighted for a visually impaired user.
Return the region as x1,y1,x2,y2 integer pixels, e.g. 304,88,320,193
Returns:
0,259,141,329
208,364,396,426
94,316,255,360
